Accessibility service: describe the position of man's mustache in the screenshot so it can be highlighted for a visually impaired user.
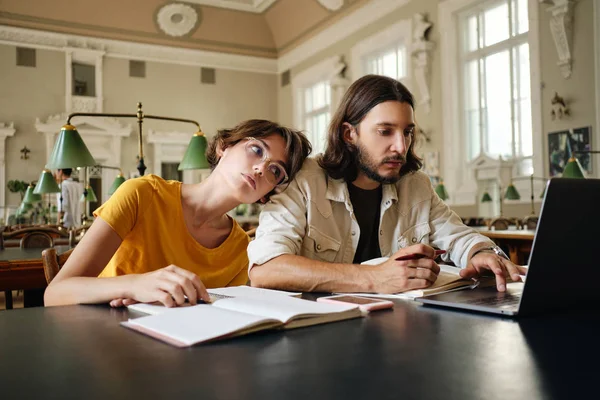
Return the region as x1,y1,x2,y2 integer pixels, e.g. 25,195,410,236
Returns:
381,155,406,164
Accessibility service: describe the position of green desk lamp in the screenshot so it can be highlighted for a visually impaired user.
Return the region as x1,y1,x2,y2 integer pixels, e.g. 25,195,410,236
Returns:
434,179,449,201
33,169,61,224
178,131,210,170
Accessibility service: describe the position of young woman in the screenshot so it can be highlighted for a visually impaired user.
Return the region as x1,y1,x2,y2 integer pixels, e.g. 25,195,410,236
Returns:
44,120,312,307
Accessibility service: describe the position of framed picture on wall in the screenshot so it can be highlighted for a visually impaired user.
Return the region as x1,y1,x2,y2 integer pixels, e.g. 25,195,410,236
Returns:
548,127,592,177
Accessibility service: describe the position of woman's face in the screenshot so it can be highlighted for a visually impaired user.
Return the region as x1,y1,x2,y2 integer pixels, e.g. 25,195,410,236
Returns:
217,133,289,203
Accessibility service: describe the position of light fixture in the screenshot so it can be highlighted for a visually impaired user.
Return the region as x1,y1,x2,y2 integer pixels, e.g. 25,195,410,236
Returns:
94,165,127,195
108,174,126,195
504,183,521,200
33,169,61,225
507,175,550,230
48,102,208,177
481,191,492,202
434,179,449,201
561,156,586,178
33,169,61,194
23,184,42,204
46,124,96,169
81,185,98,202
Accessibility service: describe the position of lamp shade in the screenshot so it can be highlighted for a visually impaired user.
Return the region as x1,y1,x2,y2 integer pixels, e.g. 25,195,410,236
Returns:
23,185,42,203
33,169,61,194
81,185,97,202
178,132,209,170
17,201,33,215
504,183,521,200
481,191,493,202
108,174,126,195
434,181,449,200
561,157,586,178
46,124,96,169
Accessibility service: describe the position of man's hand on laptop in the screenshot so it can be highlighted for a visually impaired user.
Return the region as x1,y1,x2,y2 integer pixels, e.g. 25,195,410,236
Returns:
369,245,441,293
460,252,528,292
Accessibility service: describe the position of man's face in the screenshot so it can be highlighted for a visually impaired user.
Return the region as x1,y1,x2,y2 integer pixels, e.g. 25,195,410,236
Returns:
349,100,415,185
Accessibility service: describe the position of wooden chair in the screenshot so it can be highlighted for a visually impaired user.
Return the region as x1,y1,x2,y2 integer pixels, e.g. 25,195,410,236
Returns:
20,231,54,249
2,227,70,248
41,247,75,285
523,215,539,230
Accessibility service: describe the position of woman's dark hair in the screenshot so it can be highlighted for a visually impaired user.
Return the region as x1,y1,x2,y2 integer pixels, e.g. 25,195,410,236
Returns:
318,74,422,181
206,119,312,198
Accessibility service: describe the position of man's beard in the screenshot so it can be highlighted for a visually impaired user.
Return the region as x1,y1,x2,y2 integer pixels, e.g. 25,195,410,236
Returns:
354,141,406,184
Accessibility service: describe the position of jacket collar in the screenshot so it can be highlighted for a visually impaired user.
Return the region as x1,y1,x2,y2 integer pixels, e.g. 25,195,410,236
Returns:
326,175,399,206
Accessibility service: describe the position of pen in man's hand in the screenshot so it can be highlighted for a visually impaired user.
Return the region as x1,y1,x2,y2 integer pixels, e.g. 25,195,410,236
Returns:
395,249,446,261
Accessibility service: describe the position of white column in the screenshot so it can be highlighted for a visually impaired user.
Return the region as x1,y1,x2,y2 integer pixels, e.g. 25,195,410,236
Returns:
96,54,104,112
65,50,73,113
0,123,17,207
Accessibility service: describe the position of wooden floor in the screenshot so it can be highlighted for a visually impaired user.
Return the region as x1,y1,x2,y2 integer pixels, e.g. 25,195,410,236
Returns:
0,291,24,311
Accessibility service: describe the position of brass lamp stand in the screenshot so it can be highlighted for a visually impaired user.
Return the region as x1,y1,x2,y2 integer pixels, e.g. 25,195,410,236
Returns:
65,102,205,177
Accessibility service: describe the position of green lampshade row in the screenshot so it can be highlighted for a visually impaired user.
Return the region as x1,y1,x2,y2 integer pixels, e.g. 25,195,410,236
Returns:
481,192,493,202
108,175,126,195
81,186,98,202
178,134,209,170
33,170,61,194
46,125,97,169
23,185,42,204
434,183,449,200
17,201,34,215
504,184,521,200
562,157,586,179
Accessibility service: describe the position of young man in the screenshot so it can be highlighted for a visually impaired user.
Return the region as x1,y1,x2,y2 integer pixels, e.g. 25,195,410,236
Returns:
248,75,527,294
56,168,84,229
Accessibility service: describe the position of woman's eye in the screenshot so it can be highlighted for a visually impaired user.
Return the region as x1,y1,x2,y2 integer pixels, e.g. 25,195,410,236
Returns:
251,145,263,157
377,130,391,136
269,165,281,178
404,128,414,137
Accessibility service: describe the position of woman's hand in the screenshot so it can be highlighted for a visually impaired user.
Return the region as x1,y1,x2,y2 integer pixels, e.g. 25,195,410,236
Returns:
118,265,211,307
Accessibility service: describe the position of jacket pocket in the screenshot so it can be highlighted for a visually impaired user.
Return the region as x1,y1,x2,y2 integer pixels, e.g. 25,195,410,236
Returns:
302,224,341,263
397,222,431,249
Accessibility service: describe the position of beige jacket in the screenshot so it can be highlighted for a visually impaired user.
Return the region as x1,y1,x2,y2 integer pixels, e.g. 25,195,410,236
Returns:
248,158,493,269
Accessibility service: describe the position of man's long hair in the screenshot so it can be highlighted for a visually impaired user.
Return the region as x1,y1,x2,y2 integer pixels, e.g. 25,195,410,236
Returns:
318,75,422,181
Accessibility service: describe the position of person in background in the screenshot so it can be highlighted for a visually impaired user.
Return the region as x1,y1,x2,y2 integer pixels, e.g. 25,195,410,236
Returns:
44,120,312,307
55,168,84,229
248,75,527,294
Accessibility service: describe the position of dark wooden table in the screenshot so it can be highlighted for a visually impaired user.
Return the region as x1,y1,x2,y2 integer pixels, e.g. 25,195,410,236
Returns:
0,296,597,399
0,245,72,308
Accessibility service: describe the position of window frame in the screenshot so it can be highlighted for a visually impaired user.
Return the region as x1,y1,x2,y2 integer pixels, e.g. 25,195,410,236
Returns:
439,0,543,206
350,19,412,86
292,56,338,155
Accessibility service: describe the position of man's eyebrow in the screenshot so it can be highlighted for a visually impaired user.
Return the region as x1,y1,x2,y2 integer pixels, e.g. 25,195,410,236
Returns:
375,122,416,129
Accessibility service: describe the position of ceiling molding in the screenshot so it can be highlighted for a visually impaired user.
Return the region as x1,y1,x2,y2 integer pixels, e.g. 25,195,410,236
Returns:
277,0,411,73
185,0,277,13
0,25,278,74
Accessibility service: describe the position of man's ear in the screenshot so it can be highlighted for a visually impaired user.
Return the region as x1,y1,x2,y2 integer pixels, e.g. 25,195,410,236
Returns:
342,122,356,145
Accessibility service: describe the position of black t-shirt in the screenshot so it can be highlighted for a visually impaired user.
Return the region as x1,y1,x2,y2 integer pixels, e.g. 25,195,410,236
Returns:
347,183,383,264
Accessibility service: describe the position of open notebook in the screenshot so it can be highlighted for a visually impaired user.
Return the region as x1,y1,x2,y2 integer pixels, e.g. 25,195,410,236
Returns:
122,293,363,347
341,261,480,300
127,286,302,315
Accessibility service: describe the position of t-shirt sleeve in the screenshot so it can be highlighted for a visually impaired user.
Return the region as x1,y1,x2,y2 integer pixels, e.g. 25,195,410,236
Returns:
93,177,156,240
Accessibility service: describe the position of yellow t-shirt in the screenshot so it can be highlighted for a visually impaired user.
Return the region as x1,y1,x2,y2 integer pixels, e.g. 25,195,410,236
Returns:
95,175,249,287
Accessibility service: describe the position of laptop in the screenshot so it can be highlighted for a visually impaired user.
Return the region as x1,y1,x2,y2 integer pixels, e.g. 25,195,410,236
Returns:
417,178,600,317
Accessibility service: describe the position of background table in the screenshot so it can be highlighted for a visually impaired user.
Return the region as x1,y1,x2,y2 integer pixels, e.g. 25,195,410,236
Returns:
0,245,72,308
0,296,597,399
476,227,535,264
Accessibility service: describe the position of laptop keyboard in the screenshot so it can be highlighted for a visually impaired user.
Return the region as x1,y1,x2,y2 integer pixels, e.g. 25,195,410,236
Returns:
461,295,521,307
